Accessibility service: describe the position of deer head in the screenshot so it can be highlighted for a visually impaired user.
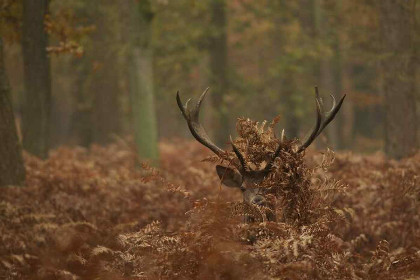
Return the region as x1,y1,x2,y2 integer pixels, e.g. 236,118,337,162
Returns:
177,87,345,222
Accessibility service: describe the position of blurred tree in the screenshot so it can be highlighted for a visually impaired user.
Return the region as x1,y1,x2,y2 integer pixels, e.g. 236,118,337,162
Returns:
272,1,300,139
330,0,345,149
379,1,417,159
0,37,25,186
21,0,51,159
55,2,98,147
44,4,95,148
209,0,229,146
314,0,340,149
151,0,210,138
340,62,355,149
129,0,159,164
70,55,93,147
338,1,355,149
90,3,121,144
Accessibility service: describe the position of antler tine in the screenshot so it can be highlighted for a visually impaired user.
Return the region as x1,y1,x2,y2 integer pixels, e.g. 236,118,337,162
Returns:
262,129,286,172
194,87,209,115
297,90,322,153
297,87,346,153
230,136,248,172
326,94,337,113
177,88,224,156
316,93,346,137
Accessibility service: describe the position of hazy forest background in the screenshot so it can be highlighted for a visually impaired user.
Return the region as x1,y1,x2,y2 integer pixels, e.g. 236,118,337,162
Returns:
1,0,418,177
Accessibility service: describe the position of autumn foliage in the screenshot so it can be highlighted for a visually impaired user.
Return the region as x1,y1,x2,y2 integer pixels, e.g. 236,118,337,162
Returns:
1,119,419,279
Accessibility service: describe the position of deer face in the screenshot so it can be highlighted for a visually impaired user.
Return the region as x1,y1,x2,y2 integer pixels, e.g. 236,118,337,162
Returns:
216,165,267,206
177,87,345,223
216,165,276,222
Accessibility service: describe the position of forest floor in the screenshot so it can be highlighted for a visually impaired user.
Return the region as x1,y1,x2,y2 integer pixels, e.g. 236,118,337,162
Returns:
0,138,419,279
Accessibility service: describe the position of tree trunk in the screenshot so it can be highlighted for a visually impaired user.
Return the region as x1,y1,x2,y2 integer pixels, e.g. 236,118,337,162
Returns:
70,56,93,147
21,0,51,159
379,1,417,159
209,0,229,146
314,0,340,149
330,0,345,150
67,4,95,147
0,37,25,186
341,63,354,149
90,7,121,144
129,0,159,164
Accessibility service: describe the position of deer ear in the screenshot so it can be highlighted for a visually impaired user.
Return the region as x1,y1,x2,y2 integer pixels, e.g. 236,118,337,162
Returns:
216,165,242,188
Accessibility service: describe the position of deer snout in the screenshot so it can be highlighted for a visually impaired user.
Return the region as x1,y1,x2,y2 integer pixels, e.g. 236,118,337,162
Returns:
251,195,266,206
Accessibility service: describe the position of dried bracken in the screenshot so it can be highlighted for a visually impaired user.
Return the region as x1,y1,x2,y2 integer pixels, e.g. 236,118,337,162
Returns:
0,119,419,279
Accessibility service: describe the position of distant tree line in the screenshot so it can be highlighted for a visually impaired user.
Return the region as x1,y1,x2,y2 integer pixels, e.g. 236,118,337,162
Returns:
0,0,418,186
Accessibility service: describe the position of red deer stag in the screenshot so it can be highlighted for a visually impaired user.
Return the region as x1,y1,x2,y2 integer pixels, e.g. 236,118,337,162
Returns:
177,87,345,223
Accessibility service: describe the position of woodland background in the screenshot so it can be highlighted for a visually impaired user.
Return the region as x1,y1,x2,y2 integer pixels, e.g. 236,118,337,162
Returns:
1,0,418,172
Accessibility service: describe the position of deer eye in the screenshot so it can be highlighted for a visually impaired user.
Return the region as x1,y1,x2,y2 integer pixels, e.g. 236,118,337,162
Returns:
240,186,246,192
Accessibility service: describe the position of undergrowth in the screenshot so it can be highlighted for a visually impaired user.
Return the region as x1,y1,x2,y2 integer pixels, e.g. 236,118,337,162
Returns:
0,119,419,279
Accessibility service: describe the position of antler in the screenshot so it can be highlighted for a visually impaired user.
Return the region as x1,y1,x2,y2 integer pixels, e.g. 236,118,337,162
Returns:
176,88,224,156
177,87,345,175
297,87,346,153
230,86,345,173
177,88,259,173
230,136,248,172
230,129,285,174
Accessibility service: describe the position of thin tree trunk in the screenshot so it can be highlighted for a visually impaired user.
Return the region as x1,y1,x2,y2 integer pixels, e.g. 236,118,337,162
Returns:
334,0,354,150
0,37,25,186
331,0,345,149
50,58,73,148
271,1,299,139
341,63,354,149
320,61,339,148
129,0,159,164
90,8,121,144
21,0,51,159
67,4,95,147
379,1,417,159
70,57,93,147
314,0,340,149
209,0,229,146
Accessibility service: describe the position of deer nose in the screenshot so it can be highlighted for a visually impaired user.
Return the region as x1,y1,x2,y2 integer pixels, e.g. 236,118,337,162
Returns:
252,196,265,206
